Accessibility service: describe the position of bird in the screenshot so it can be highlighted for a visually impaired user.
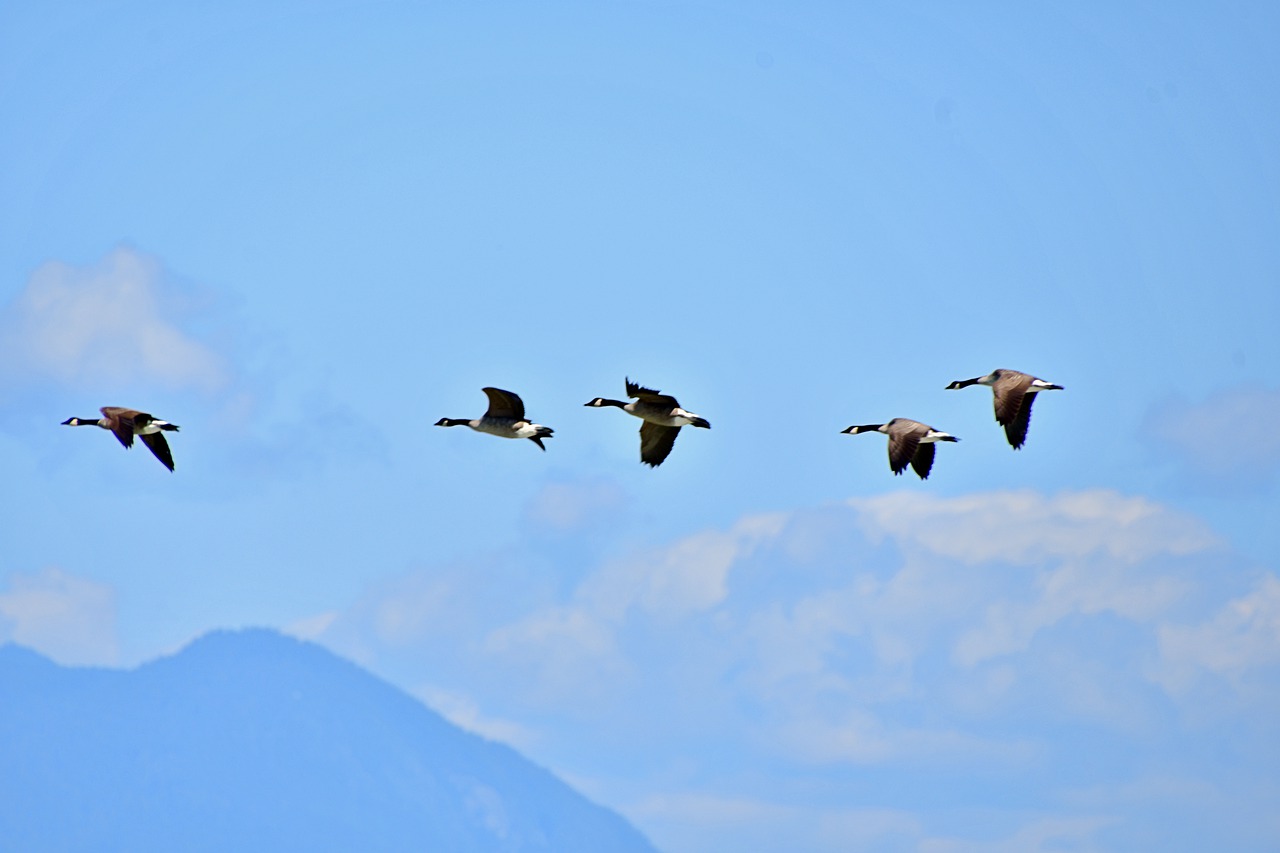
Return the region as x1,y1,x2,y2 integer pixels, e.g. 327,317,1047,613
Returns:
585,378,710,467
61,407,181,471
841,418,958,479
946,369,1063,449
435,387,554,450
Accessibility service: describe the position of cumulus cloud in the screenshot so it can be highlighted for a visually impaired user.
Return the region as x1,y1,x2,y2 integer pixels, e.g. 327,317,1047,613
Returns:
308,488,1277,851
0,567,119,666
0,246,228,392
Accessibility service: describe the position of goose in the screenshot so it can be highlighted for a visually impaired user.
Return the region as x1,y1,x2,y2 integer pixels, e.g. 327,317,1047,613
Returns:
585,378,710,467
946,369,1063,449
61,407,180,471
435,387,554,450
841,418,958,479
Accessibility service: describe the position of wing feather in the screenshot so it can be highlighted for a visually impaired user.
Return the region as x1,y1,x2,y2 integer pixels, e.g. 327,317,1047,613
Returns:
139,431,176,471
639,421,680,467
887,429,921,475
1005,392,1037,449
481,387,525,420
910,442,936,479
991,372,1032,426
626,378,679,408
100,407,136,448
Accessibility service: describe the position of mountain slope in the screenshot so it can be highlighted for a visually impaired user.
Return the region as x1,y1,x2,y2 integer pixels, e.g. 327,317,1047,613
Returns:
0,629,656,853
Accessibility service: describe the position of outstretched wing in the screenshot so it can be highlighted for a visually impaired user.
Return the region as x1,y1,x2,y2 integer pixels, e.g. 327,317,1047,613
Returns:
139,431,175,471
639,421,680,467
481,387,526,420
910,442,936,479
1004,392,1037,450
886,430,921,476
100,407,137,448
626,378,679,409
991,372,1031,426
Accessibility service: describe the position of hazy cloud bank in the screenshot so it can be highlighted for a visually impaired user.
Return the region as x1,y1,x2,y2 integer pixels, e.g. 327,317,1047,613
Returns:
304,488,1277,851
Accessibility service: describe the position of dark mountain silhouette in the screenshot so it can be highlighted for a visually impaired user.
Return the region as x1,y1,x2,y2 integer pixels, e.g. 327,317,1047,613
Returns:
0,629,657,853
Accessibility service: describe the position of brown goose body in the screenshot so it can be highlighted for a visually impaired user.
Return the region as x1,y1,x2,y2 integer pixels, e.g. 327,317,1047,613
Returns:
841,418,958,480
61,407,180,471
946,369,1063,449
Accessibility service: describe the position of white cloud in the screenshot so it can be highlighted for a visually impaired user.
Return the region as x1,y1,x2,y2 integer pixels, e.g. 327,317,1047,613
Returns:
850,489,1218,565
840,490,1216,669
1156,574,1280,691
0,567,119,666
0,246,227,392
576,511,789,621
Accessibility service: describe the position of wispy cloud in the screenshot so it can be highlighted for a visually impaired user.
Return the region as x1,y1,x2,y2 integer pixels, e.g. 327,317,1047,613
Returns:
523,478,629,533
1146,386,1280,488
850,489,1218,565
1156,573,1280,692
630,793,923,853
0,247,228,392
920,816,1117,853
412,682,537,748
0,567,119,666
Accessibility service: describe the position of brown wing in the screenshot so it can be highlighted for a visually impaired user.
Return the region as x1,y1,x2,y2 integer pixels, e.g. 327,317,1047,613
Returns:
481,387,525,420
139,431,175,471
1004,391,1037,449
100,407,137,448
639,421,680,467
886,426,922,476
910,442,936,479
626,378,679,409
991,372,1032,426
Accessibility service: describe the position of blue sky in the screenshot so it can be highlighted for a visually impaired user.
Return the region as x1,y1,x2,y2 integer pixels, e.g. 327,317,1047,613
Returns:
2,1,1279,850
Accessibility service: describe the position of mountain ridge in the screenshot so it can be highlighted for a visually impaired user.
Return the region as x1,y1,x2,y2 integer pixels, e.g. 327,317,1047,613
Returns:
0,628,656,853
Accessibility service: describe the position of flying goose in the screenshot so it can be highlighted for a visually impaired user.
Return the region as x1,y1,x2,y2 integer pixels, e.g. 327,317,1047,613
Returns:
61,407,181,471
435,387,554,450
585,378,710,467
946,369,1063,449
841,418,958,479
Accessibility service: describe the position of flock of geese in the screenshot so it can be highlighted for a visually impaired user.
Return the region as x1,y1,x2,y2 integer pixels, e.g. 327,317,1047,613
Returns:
62,370,1062,477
